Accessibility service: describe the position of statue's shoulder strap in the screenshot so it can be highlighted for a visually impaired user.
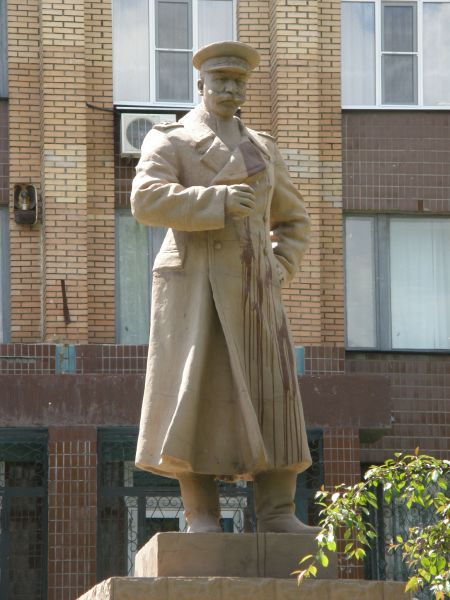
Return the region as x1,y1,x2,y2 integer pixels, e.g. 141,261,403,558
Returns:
153,122,184,133
257,131,276,141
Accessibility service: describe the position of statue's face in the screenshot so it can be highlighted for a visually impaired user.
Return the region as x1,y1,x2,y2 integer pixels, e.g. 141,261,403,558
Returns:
199,69,248,118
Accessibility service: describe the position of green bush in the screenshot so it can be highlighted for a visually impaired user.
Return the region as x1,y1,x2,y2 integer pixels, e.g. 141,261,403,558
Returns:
295,451,449,599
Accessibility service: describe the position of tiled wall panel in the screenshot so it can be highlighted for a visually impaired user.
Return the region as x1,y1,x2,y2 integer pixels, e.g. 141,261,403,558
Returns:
343,111,450,212
48,427,97,600
347,353,450,461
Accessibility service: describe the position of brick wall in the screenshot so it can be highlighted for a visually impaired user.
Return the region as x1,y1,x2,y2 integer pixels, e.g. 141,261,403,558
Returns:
85,0,115,343
40,0,89,342
7,0,116,344
240,0,344,347
0,101,7,204
7,0,42,341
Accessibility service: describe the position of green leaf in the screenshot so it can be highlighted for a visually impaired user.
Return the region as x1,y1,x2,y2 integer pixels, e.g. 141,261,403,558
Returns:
343,529,352,540
326,540,337,552
320,554,329,568
308,565,317,577
299,554,313,565
354,548,366,560
405,577,419,592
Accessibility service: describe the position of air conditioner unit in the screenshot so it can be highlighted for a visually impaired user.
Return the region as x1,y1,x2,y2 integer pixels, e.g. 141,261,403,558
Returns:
120,113,176,157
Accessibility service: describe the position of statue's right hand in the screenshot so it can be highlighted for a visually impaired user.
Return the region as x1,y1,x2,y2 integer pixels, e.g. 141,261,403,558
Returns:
225,184,256,219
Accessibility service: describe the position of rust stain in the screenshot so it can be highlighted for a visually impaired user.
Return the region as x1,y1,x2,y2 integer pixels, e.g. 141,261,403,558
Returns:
240,214,302,467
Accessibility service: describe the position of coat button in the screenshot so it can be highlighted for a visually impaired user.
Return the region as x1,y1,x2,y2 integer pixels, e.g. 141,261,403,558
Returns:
214,241,222,250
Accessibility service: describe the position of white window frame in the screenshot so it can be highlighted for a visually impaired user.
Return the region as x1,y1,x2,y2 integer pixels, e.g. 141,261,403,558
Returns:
344,214,450,352
113,0,236,109
342,0,450,109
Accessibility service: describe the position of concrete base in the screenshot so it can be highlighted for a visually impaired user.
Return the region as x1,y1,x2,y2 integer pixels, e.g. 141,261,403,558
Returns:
134,532,338,579
78,577,410,600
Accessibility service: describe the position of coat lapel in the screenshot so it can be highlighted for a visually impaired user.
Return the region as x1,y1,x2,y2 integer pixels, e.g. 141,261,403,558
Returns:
180,105,269,185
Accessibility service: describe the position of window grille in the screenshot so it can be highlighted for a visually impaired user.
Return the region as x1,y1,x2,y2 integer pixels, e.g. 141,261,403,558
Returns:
97,427,324,580
0,430,47,600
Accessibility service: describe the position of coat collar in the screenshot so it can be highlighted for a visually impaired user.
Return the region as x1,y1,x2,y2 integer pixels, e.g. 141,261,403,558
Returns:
180,104,270,182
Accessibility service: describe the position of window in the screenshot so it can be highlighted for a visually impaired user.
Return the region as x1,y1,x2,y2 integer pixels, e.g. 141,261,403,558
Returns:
112,0,235,106
345,215,450,350
115,209,166,344
0,205,9,342
0,0,6,98
341,0,450,107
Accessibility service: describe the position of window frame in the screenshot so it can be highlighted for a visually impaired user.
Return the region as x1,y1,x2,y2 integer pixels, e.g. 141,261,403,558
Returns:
344,213,450,352
113,0,237,109
341,0,450,109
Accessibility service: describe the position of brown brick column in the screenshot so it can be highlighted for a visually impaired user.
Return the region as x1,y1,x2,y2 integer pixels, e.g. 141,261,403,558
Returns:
7,0,42,341
39,1,89,342
48,426,97,600
323,426,364,579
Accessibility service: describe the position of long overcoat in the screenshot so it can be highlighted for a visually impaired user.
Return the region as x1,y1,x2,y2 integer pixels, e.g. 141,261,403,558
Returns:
132,105,311,481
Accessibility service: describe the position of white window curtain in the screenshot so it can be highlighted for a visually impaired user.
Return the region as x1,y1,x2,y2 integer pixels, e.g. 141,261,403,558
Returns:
390,218,450,350
198,0,234,48
345,216,377,348
341,2,376,106
112,0,150,103
423,3,450,106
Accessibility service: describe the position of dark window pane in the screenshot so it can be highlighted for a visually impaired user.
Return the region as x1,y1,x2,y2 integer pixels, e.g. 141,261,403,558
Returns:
156,51,193,102
382,54,417,104
383,3,416,52
156,0,191,49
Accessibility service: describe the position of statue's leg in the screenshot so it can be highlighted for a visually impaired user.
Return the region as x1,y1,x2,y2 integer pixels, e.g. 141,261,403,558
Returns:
177,472,222,533
254,469,320,533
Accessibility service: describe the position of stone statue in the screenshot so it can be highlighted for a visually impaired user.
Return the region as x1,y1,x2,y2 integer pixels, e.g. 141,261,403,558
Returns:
131,41,313,534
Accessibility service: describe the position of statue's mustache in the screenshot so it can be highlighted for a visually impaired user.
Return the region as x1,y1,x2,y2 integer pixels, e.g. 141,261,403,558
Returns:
207,90,244,103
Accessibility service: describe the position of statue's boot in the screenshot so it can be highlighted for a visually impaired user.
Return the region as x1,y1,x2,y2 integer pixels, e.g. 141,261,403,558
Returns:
178,473,222,533
254,469,320,533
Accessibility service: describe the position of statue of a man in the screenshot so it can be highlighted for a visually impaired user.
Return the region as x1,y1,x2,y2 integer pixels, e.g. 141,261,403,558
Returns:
132,41,313,534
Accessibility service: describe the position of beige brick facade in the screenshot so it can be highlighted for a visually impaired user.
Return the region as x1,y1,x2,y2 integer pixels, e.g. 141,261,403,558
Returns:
240,0,344,347
7,0,115,344
7,0,344,349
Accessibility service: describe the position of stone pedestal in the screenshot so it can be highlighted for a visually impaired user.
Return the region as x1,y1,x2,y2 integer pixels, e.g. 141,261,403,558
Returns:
134,532,337,579
78,577,410,600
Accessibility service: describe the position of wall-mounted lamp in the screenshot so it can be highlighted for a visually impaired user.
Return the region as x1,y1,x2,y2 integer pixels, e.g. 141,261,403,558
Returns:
14,183,38,225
